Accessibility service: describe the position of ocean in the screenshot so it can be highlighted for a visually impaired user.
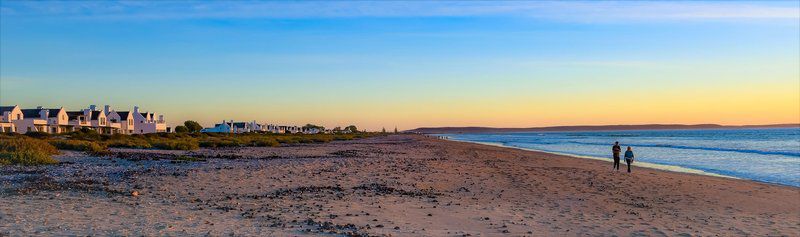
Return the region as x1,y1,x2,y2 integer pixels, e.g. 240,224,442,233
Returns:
440,128,800,187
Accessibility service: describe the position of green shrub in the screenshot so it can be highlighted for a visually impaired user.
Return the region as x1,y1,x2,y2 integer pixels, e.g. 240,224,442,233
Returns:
198,138,241,148
24,131,50,139
0,150,58,166
105,138,152,149
0,137,59,155
48,140,106,153
174,125,189,133
151,139,199,150
251,137,279,147
0,137,59,165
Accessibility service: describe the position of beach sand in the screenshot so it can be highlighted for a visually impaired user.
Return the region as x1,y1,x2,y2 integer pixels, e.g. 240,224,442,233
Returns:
1,134,798,236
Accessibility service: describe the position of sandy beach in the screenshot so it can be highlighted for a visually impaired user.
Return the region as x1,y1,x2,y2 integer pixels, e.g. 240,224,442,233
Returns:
1,134,798,236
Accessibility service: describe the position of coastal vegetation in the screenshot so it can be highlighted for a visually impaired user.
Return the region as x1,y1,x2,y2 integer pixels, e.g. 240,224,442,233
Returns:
0,129,376,165
0,135,59,165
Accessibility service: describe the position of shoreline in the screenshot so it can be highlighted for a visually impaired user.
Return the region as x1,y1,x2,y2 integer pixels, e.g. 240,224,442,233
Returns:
437,136,800,188
442,138,741,180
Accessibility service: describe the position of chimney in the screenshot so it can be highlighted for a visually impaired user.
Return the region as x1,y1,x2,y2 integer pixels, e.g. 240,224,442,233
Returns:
104,105,111,113
40,109,48,119
89,105,97,111
133,106,139,113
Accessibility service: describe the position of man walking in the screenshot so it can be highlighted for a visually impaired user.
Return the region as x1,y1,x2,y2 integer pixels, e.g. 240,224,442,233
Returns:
612,141,621,171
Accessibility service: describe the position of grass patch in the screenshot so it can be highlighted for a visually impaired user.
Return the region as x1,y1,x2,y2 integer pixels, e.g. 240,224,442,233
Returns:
150,139,199,150
0,135,59,165
49,140,106,153
8,129,380,152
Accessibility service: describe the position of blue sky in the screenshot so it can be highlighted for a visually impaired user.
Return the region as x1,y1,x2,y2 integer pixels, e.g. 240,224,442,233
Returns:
1,1,798,130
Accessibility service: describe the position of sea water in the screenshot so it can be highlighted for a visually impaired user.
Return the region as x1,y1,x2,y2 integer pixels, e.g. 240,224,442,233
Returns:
440,128,800,187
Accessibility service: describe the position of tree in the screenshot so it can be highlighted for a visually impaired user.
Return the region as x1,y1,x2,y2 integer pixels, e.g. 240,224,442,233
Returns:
345,125,358,133
382,127,386,133
174,125,189,133
184,120,203,133
394,127,398,133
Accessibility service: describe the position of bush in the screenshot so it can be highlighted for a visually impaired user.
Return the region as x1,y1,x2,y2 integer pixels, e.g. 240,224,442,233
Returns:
251,137,279,147
66,128,103,141
0,150,58,166
184,121,203,133
151,139,199,150
24,131,50,139
105,138,152,149
198,138,241,148
0,136,59,155
174,125,189,133
49,140,106,153
0,137,59,165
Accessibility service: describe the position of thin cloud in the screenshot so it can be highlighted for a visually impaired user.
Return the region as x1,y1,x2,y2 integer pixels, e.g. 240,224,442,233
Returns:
0,1,797,21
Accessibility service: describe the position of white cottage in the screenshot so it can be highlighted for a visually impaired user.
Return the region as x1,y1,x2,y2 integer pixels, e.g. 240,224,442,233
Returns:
0,105,22,133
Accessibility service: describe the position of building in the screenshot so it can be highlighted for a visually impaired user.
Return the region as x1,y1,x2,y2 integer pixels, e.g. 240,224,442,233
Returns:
201,121,324,134
107,110,135,134
0,104,167,135
45,107,71,133
132,106,167,134
13,107,70,134
201,120,234,133
0,105,22,133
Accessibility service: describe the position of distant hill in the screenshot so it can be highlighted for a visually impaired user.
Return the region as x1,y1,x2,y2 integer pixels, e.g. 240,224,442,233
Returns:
406,123,800,134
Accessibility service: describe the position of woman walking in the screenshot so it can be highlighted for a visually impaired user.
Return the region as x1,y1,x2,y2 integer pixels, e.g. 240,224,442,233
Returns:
624,146,635,173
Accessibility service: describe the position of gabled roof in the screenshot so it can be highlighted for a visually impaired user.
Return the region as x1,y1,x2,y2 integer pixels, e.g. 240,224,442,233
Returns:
116,111,131,120
21,109,42,119
47,109,61,118
66,111,84,120
90,111,102,120
0,106,16,114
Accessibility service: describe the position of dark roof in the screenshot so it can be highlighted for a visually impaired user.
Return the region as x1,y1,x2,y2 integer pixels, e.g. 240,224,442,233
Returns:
66,111,84,120
21,109,42,119
90,111,102,120
140,113,148,117
0,106,15,114
47,109,61,118
116,111,131,120
233,122,246,128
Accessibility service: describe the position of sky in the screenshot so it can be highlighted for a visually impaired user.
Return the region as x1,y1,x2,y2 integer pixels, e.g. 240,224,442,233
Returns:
1,1,798,130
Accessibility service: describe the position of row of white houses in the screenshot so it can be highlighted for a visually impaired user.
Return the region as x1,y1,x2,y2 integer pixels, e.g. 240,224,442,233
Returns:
0,105,167,134
200,120,331,134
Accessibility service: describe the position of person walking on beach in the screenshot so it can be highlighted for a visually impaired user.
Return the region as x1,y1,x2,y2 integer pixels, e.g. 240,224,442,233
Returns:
612,141,621,171
624,146,635,173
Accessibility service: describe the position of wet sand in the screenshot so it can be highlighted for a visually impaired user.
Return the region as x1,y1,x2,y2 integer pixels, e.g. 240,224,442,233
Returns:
1,134,798,236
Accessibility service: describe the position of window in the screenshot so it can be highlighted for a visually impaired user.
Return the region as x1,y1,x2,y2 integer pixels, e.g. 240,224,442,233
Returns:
16,114,20,120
